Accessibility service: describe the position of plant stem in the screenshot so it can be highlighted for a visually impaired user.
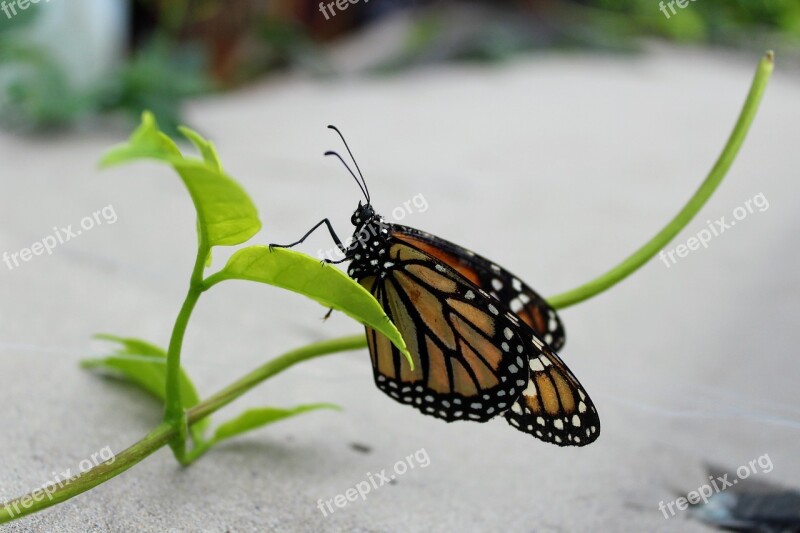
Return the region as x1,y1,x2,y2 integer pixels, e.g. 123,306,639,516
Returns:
0,335,366,524
0,51,775,525
190,335,366,421
547,50,774,310
164,243,209,457
0,422,173,525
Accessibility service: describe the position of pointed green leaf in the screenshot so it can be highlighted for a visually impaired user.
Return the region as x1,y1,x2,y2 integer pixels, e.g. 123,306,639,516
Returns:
172,160,262,246
204,246,412,367
81,354,171,399
100,111,183,167
100,112,261,247
178,125,222,172
211,404,340,444
93,333,167,358
81,335,209,439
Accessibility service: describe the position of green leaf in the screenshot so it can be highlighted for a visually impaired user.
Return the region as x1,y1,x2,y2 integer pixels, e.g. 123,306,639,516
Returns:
178,125,222,172
93,333,167,357
211,404,340,445
204,246,412,367
81,335,209,440
175,160,263,246
100,111,182,166
100,111,261,247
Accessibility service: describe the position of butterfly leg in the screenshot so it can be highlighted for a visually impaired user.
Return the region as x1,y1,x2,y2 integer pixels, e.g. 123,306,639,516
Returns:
269,218,347,256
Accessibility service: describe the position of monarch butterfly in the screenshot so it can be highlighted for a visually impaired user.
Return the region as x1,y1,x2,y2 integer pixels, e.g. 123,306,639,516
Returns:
273,126,600,447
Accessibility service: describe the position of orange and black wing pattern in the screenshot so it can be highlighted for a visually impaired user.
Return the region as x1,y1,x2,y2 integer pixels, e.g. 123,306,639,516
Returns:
384,226,599,446
360,239,533,423
504,335,600,445
390,225,565,350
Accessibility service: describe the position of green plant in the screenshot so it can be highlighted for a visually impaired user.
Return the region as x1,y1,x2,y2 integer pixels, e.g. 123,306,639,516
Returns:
0,35,209,135
0,51,774,524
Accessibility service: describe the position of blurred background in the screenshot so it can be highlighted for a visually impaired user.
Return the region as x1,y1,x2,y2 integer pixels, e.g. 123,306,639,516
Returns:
2,1,799,532
1,0,799,135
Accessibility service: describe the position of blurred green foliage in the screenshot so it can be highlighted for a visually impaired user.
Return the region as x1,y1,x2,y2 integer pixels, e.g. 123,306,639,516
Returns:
97,38,211,136
0,33,210,135
586,0,800,42
0,0,210,136
0,0,796,134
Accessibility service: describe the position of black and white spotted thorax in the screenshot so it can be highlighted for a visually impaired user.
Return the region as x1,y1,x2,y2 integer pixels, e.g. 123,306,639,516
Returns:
346,202,392,280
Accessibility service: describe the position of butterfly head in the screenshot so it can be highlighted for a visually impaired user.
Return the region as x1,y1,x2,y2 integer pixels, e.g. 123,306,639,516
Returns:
351,200,375,226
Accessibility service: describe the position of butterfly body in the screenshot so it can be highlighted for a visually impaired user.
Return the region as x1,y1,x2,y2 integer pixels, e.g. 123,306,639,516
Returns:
345,203,392,280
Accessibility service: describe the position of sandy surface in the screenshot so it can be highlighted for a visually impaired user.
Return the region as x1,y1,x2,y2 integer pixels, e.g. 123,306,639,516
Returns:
1,46,799,532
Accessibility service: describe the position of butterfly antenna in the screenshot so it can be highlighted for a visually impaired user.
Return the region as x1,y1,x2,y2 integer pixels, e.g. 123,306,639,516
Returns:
327,125,370,203
324,150,369,202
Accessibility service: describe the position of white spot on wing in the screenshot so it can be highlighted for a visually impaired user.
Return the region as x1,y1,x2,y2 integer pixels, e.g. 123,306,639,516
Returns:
523,380,537,397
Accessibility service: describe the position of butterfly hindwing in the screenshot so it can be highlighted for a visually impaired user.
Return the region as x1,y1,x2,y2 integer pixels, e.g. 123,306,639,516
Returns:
390,225,565,350
361,240,533,423
504,335,600,446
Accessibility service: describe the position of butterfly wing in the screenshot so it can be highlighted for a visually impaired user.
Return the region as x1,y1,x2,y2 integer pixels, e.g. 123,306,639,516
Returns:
504,335,600,446
390,225,565,350
389,225,599,446
360,238,534,423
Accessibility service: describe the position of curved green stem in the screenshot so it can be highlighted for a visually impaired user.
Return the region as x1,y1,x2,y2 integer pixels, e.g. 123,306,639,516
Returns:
0,422,174,524
164,242,209,459
0,51,775,525
0,335,366,524
547,50,774,310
